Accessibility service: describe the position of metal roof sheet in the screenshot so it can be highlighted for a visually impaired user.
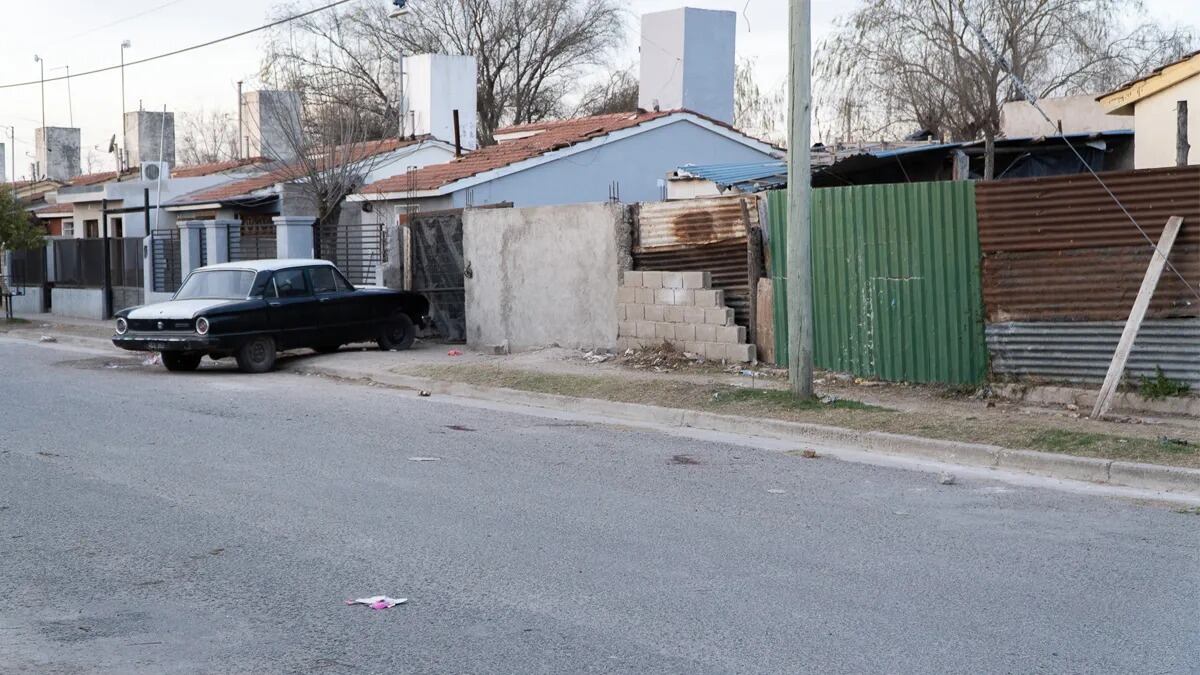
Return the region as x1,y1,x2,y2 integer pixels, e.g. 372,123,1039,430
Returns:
674,161,787,190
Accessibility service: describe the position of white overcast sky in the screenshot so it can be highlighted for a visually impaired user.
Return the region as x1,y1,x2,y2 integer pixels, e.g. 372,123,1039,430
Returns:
0,0,1196,179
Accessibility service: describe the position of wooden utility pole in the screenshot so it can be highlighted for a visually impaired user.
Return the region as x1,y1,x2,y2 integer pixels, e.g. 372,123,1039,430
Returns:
1177,101,1190,167
786,0,814,397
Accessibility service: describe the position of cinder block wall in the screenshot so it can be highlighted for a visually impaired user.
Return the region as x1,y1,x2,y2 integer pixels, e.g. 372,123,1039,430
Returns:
617,270,756,363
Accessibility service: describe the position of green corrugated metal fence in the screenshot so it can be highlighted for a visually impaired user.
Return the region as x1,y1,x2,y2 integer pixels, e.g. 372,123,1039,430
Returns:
766,182,986,384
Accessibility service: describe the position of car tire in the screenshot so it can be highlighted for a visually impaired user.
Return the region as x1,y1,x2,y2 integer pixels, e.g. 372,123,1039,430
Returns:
378,313,416,351
313,343,341,354
236,336,277,373
161,352,202,372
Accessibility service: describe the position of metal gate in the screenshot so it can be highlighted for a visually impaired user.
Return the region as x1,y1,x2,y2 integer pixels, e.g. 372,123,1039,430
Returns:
314,222,384,285
228,219,277,262
408,209,466,341
151,229,182,293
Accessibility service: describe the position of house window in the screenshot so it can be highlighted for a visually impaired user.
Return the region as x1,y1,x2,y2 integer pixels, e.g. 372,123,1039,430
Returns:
62,221,75,237
112,217,124,238
84,220,99,238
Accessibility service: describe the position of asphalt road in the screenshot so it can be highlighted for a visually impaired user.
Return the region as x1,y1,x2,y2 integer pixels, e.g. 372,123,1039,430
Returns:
1,339,1198,674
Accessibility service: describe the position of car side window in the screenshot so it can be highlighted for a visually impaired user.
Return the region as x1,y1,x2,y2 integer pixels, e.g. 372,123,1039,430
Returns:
262,280,278,299
333,270,355,292
309,266,338,294
273,269,311,298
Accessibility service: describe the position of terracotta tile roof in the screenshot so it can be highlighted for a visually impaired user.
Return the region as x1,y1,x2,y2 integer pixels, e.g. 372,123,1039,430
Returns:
172,137,426,206
361,111,675,195
171,157,268,178
66,170,127,187
33,201,73,214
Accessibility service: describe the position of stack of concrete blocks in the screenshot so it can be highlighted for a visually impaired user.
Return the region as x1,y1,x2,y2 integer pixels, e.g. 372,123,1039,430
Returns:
616,270,756,363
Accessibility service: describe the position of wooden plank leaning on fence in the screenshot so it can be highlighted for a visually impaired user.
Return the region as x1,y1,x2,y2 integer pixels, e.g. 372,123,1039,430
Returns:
1091,216,1185,419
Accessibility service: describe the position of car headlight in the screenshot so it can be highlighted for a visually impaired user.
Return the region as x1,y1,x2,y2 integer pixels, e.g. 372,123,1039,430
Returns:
195,317,210,335
115,317,128,335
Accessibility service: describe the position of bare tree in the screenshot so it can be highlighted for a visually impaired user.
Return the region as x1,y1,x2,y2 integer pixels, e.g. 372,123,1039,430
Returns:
263,0,626,145
178,109,240,165
734,57,786,146
816,0,1195,178
573,66,639,116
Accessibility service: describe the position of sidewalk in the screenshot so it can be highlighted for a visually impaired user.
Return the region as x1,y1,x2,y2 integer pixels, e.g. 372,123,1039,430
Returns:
4,314,1198,494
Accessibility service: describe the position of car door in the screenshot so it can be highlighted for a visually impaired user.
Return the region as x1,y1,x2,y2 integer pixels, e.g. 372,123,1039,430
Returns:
265,267,319,348
308,265,359,340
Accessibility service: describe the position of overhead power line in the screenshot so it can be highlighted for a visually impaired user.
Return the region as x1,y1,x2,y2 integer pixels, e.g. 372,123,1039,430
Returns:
0,0,355,91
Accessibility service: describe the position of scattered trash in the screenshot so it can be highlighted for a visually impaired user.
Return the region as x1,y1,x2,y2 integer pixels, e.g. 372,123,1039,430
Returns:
623,349,634,356
669,454,701,465
418,390,432,397
445,425,475,432
39,335,57,343
766,488,786,495
582,350,611,364
447,349,463,357
1160,436,1191,447
1118,439,1128,444
345,596,407,610
1065,403,1079,412
408,456,441,462
819,395,839,405
938,472,956,485
143,354,162,367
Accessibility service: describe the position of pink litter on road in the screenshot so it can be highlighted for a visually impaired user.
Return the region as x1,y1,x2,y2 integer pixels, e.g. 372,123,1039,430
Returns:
345,595,407,610
447,349,463,356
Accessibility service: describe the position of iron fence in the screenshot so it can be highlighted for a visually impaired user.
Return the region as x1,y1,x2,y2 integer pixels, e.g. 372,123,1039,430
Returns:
7,247,47,287
408,210,466,341
151,229,182,293
228,222,277,262
314,222,384,285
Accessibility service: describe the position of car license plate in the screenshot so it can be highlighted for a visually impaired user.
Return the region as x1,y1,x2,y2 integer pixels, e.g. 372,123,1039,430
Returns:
147,341,169,350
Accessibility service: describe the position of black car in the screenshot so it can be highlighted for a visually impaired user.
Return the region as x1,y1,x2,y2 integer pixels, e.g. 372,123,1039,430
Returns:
113,259,429,373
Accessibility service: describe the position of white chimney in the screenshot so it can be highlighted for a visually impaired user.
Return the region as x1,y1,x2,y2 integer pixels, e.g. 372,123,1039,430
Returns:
241,90,303,162
404,54,478,151
35,127,82,181
124,110,176,168
638,8,736,124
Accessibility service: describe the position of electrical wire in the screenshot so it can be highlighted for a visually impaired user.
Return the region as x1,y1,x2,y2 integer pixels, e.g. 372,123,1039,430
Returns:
58,0,190,43
0,0,355,91
955,3,1200,303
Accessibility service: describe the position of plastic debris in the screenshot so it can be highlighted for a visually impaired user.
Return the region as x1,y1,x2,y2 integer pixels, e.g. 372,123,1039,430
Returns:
800,449,819,459
418,390,432,397
408,456,441,462
447,349,463,357
582,350,611,364
938,472,956,485
345,595,407,610
39,335,57,343
766,488,786,495
819,395,839,404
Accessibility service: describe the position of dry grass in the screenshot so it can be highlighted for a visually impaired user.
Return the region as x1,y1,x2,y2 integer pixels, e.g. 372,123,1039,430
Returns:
408,364,1200,468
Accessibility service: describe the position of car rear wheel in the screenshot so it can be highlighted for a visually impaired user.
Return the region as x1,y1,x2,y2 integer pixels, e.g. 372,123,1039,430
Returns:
378,314,416,351
161,352,202,372
236,336,277,373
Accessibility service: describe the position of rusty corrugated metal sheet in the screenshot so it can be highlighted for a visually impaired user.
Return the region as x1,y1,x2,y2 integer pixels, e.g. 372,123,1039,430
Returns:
635,195,757,250
983,246,1199,322
633,238,751,328
976,166,1200,322
976,165,1200,252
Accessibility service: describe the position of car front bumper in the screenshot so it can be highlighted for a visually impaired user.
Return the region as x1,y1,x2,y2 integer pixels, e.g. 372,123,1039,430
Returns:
112,332,232,352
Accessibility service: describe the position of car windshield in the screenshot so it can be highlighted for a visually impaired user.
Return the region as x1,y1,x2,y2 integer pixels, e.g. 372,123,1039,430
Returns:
175,270,256,300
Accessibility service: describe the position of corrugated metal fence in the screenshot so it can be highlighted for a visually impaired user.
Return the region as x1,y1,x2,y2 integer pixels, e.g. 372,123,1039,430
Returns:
767,182,987,384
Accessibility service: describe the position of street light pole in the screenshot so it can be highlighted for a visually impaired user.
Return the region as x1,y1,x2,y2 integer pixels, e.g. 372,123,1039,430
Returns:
786,0,814,398
120,40,131,171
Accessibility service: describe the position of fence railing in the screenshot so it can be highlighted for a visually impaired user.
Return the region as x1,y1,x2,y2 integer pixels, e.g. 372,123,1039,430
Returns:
228,222,277,262
7,247,47,287
151,229,182,293
314,222,384,285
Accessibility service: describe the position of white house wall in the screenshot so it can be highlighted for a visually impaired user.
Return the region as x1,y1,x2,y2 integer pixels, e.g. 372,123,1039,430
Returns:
446,120,777,208
1132,75,1200,168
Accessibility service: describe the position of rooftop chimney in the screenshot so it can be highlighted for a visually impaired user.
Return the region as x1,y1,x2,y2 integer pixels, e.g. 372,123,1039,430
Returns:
124,110,176,168
35,127,82,181
404,54,478,151
240,90,303,163
638,8,736,124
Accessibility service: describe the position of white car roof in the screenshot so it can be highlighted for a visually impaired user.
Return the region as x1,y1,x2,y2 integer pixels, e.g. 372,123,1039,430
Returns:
197,259,335,273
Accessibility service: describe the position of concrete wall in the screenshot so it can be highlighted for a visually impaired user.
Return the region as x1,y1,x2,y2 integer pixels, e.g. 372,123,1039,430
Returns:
35,127,81,181
463,202,629,350
638,8,736,124
51,287,106,320
124,111,176,167
9,287,46,315
446,119,775,208
1001,95,1129,138
1131,76,1200,168
405,54,479,150
241,90,302,162
617,270,755,362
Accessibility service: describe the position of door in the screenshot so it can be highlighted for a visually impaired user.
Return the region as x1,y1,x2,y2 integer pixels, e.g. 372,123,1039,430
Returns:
308,265,364,340
265,268,319,348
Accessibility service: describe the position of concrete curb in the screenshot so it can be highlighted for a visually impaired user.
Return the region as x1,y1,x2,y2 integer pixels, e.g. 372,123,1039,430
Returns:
295,362,1200,496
